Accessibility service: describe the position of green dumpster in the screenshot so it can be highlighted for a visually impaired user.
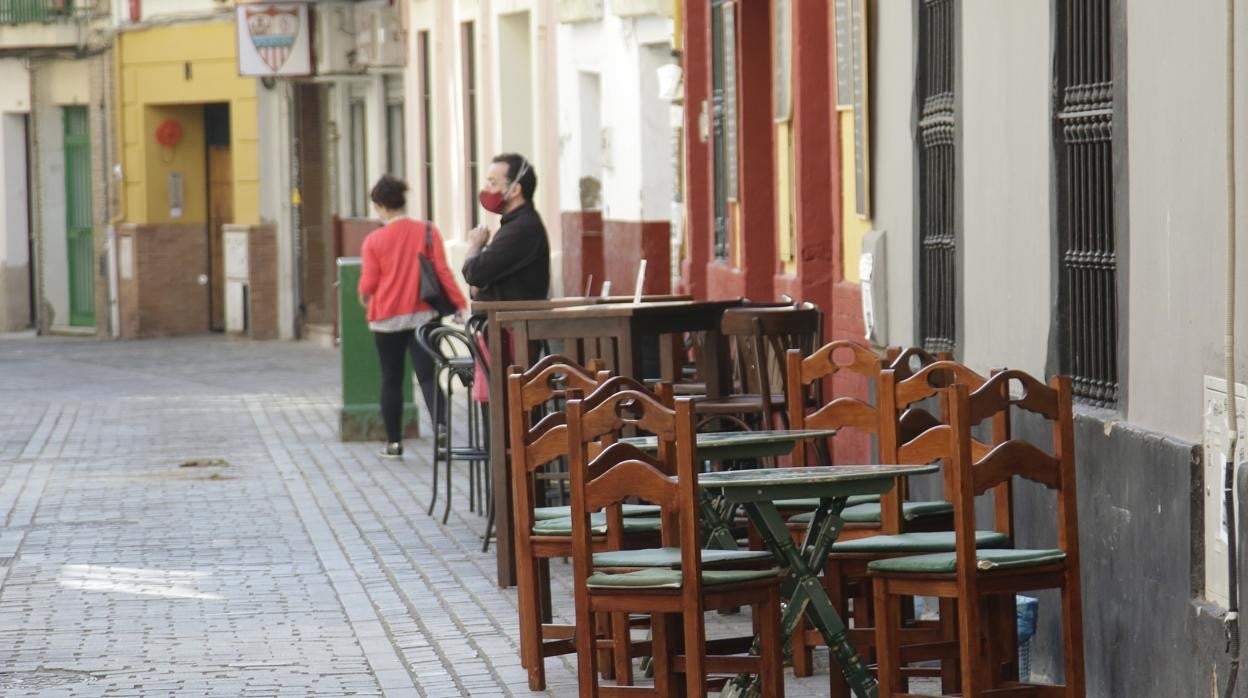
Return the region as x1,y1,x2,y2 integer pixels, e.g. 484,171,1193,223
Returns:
338,257,420,441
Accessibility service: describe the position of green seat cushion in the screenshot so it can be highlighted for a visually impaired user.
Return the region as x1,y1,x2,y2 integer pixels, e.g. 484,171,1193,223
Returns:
774,494,880,510
830,530,1010,553
868,548,1066,574
532,514,662,536
586,567,780,589
789,500,954,525
593,547,774,569
532,504,662,521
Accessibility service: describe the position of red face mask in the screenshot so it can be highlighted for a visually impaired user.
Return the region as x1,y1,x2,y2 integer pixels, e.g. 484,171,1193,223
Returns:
478,188,507,214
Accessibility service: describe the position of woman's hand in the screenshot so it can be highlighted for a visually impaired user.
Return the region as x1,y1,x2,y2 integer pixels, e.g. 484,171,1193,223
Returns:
453,308,469,325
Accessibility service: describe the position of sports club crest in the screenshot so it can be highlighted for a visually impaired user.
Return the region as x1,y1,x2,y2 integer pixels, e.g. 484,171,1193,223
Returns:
236,3,311,77
246,5,300,71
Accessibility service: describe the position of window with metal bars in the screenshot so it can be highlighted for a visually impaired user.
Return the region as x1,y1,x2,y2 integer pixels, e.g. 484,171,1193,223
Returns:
1055,0,1117,406
916,0,957,354
710,0,738,261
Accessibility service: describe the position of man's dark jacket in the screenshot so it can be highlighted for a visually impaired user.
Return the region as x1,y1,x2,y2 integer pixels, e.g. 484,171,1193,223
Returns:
462,202,550,302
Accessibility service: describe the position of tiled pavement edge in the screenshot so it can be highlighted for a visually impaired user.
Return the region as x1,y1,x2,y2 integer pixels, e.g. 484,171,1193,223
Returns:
0,335,844,697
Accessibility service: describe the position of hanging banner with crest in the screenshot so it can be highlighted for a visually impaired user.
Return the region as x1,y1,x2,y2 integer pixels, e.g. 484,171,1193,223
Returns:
236,2,312,77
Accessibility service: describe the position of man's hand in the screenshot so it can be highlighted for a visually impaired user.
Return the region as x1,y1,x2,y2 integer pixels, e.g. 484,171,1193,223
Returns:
467,225,489,248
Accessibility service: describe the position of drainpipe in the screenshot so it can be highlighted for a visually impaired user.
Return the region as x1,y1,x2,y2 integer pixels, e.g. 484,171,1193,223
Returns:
1222,0,1240,696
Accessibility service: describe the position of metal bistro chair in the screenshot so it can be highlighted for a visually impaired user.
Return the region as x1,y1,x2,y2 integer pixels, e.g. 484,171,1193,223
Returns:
415,322,490,528
464,313,496,550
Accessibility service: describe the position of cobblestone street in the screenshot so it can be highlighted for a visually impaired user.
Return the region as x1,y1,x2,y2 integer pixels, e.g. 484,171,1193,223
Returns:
0,335,840,697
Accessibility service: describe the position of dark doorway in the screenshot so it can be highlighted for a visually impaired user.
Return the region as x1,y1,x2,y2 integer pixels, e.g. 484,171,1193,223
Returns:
204,102,232,332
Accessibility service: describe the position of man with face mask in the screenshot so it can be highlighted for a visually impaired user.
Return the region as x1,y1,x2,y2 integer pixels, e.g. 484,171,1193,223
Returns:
461,153,551,302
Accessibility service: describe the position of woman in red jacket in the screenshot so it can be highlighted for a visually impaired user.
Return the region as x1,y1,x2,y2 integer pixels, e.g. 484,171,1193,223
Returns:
358,175,467,457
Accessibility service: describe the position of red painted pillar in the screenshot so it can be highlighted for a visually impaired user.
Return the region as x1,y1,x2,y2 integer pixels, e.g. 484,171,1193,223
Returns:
793,0,836,338
733,0,776,303
681,0,711,300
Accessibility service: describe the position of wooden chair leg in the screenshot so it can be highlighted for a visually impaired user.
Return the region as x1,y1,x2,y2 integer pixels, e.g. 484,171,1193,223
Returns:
595,612,615,680
758,587,785,698
1061,576,1087,697
683,607,707,698
827,563,852,697
651,612,675,697
515,551,544,688
611,611,633,685
939,597,959,694
872,578,902,698
957,590,984,698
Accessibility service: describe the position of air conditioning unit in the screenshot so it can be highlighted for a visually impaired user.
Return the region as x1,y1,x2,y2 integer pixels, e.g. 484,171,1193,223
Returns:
313,3,358,76
353,2,404,68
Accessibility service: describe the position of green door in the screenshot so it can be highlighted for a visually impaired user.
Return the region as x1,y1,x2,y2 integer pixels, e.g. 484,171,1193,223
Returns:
64,106,94,327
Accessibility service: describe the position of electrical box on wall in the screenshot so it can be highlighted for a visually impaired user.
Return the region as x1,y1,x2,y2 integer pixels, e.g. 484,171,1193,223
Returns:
313,3,357,75
353,2,403,68
1203,375,1248,608
859,229,887,347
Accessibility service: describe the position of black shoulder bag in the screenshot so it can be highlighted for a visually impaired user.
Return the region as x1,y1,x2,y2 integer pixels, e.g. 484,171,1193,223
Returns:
418,223,458,316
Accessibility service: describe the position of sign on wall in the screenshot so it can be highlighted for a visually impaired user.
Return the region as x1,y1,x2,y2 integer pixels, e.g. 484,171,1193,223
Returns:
236,2,312,77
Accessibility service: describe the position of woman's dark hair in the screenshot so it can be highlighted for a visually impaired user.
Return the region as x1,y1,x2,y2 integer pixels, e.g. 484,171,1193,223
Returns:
370,174,408,210
493,153,537,201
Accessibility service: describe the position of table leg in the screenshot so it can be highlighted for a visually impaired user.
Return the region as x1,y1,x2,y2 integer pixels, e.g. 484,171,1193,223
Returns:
698,492,739,550
487,314,515,588
745,503,878,698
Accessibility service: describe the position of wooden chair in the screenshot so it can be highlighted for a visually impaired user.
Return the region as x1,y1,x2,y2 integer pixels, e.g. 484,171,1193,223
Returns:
870,370,1086,697
785,348,1002,681
508,356,661,690
816,360,1012,694
692,304,822,432
567,387,785,697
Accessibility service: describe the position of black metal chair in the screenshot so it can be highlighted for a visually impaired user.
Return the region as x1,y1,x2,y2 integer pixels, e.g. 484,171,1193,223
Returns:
414,322,490,528
463,314,495,551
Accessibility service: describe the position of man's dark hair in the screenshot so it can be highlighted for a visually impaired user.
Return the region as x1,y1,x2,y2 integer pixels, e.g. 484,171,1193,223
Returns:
370,174,408,210
493,152,537,202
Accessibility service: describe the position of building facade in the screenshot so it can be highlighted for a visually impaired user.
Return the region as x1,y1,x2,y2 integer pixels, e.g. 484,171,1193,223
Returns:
0,0,112,335
555,0,679,299
403,0,563,297
682,1,1248,694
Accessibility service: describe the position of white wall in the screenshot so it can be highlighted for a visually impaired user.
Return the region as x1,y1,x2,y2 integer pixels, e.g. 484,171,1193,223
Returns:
2,114,29,268
257,81,296,339
133,0,223,23
0,58,30,112
0,57,30,272
958,0,1051,378
870,0,916,348
1125,0,1248,441
555,13,673,223
35,99,67,328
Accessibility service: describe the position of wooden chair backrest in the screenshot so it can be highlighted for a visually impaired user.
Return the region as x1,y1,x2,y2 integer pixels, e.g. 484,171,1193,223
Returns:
884,360,1017,535
785,340,884,467
566,392,702,619
506,356,610,546
720,305,823,427
947,371,1078,577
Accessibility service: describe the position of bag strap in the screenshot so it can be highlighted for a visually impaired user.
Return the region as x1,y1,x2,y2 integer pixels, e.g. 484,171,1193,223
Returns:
422,221,433,257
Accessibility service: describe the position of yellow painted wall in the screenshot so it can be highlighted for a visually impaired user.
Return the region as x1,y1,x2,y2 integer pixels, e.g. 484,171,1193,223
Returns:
118,21,259,226
775,121,796,274
144,105,205,223
840,109,871,282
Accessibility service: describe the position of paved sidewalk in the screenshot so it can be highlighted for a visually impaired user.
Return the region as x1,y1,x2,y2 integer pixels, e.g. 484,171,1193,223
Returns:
0,335,842,697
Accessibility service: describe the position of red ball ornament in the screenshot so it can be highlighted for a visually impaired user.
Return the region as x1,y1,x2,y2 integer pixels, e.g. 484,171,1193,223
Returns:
155,119,183,148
